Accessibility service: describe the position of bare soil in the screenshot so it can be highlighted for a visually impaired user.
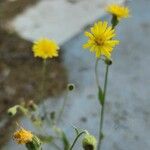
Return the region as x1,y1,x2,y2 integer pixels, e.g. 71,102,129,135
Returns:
0,0,38,24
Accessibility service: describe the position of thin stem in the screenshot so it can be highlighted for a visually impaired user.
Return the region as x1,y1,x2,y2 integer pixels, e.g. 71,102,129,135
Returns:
41,59,47,99
69,131,86,150
57,90,68,124
40,59,48,120
37,59,47,101
97,64,109,150
95,59,100,88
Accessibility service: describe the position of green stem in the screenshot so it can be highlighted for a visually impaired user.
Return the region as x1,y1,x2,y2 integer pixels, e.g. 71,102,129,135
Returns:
41,59,47,99
57,90,68,124
97,64,109,150
69,131,86,150
37,59,47,102
40,59,48,119
95,58,103,105
95,59,100,88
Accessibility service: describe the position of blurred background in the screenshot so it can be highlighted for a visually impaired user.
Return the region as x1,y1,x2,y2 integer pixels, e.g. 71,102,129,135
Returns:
0,0,150,149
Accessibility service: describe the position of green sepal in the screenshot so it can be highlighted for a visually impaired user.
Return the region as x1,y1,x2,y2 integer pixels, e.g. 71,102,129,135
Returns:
26,136,42,150
111,15,119,28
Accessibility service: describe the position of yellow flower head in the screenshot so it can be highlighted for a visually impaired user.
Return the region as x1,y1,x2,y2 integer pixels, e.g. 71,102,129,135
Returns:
107,4,129,20
13,128,33,144
83,21,119,59
32,38,59,59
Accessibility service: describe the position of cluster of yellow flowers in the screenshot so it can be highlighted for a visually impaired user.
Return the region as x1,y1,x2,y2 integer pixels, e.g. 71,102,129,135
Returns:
84,4,129,59
31,4,129,61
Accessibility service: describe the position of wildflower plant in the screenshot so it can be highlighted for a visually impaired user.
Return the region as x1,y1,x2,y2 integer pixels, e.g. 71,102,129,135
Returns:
83,3,129,150
32,38,59,120
7,2,130,150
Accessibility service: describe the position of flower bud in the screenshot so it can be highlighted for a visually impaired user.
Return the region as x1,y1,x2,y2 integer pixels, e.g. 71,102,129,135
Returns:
28,100,37,111
8,105,18,116
105,58,112,65
82,133,97,150
67,83,75,91
8,105,28,116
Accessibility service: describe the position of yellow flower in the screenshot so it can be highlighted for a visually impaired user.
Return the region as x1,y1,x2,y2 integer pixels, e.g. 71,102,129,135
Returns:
83,21,119,59
13,128,33,144
32,38,59,59
107,4,129,20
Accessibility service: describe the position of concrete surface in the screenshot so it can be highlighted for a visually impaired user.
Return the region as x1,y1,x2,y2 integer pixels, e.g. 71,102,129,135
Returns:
10,0,123,44
3,0,150,150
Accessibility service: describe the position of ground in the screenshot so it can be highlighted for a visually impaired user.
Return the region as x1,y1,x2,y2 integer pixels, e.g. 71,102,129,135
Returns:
1,0,150,150
0,0,67,148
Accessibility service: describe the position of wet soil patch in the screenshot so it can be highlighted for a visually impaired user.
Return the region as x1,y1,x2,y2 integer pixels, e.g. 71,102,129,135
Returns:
0,0,39,25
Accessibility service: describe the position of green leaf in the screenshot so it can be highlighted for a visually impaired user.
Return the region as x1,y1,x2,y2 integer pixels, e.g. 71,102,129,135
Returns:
38,135,54,143
61,132,70,150
98,87,104,106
